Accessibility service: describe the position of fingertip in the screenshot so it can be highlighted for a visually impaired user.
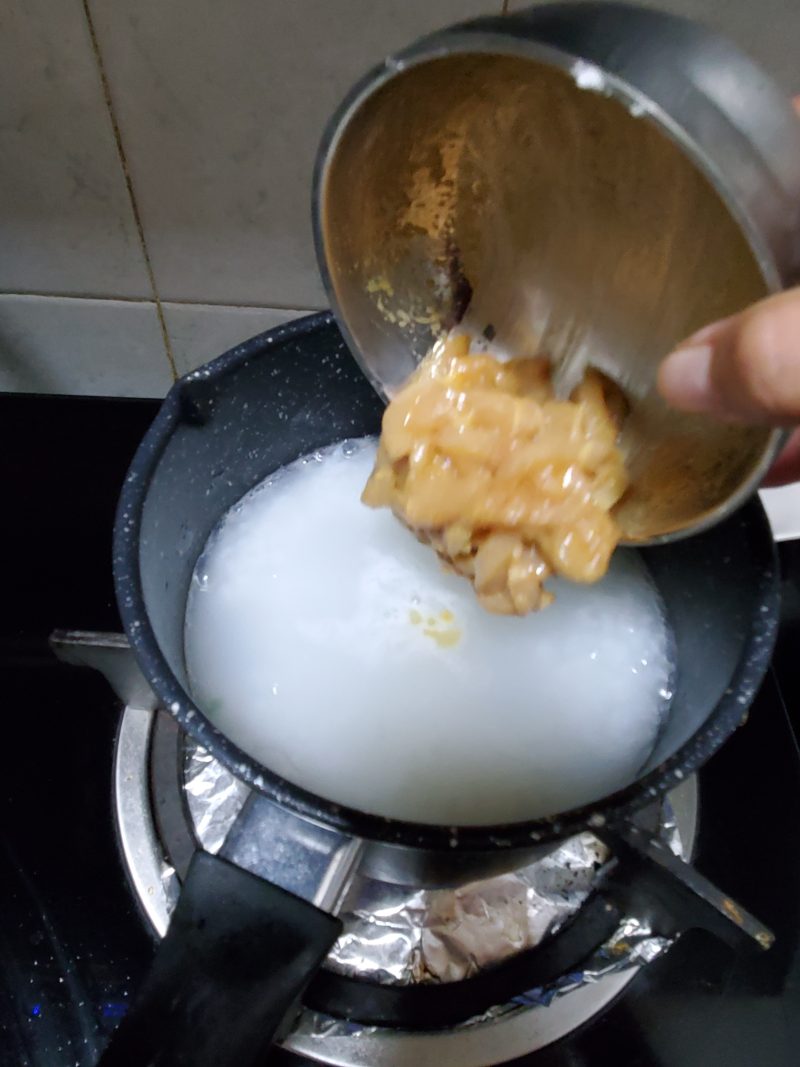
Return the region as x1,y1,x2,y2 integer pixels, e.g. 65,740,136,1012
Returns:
683,314,738,347
657,343,716,412
727,292,800,420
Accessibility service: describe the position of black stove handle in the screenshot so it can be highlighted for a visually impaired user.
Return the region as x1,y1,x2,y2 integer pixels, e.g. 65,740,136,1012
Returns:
97,850,341,1067
598,823,774,952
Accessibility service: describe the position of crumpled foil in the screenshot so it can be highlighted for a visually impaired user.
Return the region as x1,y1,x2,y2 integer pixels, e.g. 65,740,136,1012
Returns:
287,916,671,1042
505,916,671,1011
184,742,681,998
328,831,607,984
184,744,249,854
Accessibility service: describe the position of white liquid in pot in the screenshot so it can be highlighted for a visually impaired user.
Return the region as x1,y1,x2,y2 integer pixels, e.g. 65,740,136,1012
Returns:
184,439,674,826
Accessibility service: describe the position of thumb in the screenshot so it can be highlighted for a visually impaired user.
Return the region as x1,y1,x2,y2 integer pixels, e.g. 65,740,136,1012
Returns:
657,286,800,425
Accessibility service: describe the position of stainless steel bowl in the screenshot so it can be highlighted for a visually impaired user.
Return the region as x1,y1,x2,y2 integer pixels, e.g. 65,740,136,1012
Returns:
313,1,800,544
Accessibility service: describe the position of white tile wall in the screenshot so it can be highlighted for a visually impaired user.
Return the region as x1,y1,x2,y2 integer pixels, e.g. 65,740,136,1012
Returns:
0,295,171,398
0,0,798,409
86,0,498,308
0,0,150,298
1,0,502,395
164,302,309,377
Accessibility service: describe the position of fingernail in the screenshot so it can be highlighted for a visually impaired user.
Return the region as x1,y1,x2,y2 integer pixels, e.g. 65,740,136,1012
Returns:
657,343,716,411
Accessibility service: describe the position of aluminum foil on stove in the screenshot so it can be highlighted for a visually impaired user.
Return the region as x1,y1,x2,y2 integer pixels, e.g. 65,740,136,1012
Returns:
183,741,681,998
329,832,607,984
184,744,248,854
507,916,671,1011
290,916,672,1041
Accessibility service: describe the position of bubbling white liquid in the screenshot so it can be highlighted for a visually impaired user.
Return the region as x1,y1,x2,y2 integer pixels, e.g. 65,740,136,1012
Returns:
185,439,674,826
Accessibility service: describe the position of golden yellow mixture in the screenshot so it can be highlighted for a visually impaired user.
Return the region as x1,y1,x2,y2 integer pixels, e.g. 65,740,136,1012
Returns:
362,334,629,615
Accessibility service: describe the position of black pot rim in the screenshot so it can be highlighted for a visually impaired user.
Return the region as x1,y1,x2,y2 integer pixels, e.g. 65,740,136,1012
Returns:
113,310,780,853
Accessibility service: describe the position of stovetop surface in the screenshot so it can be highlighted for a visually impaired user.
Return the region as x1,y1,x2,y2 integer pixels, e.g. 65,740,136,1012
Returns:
2,393,800,1067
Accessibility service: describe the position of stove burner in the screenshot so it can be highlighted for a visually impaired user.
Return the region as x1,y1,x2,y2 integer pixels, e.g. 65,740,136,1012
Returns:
114,700,698,1065
60,631,783,1067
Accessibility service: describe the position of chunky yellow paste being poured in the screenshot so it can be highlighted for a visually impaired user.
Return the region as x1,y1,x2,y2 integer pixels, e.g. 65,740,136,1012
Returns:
362,334,629,614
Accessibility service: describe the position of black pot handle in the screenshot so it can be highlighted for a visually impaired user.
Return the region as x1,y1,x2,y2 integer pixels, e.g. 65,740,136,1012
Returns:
97,850,342,1067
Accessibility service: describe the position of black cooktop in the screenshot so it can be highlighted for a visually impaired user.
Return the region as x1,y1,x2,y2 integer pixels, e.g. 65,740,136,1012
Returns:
2,392,800,1067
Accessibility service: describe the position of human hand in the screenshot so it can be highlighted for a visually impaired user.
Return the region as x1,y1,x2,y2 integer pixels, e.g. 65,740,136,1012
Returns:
657,98,800,488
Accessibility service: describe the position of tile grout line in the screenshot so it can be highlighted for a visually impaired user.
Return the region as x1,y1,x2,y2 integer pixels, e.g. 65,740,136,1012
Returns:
0,290,324,314
80,0,178,382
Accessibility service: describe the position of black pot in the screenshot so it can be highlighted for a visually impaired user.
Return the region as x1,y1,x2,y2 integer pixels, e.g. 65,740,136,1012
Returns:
114,311,778,857
106,312,779,1067
103,311,779,1067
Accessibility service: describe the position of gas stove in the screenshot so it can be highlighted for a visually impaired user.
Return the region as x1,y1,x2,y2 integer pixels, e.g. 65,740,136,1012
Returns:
2,392,800,1067
49,627,703,1064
